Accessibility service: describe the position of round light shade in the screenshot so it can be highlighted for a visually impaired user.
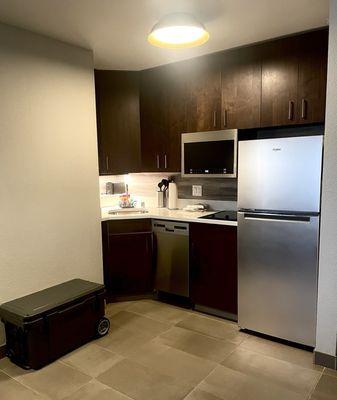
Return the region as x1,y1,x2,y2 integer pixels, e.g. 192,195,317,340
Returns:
148,13,209,49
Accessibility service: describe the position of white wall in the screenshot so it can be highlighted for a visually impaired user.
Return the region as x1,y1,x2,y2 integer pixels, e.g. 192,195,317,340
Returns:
0,23,103,345
316,0,337,357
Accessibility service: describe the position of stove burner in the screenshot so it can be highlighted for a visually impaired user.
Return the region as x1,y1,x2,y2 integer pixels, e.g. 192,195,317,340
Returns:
199,210,237,222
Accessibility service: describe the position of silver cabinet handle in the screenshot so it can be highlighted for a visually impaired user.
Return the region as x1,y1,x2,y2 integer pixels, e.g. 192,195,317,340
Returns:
301,99,307,119
213,111,217,128
156,154,160,169
164,154,167,169
288,101,294,120
106,156,109,171
223,109,227,127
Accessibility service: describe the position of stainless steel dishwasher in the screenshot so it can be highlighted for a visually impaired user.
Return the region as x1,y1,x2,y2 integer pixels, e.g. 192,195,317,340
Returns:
152,220,189,297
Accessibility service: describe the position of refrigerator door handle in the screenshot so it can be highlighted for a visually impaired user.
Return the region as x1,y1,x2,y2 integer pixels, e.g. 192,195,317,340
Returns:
243,213,311,223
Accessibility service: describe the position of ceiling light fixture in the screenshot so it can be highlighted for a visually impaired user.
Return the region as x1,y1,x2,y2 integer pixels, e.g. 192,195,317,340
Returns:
148,13,209,49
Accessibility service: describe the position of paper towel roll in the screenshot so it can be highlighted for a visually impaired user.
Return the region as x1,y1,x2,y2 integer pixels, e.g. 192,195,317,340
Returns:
168,182,178,209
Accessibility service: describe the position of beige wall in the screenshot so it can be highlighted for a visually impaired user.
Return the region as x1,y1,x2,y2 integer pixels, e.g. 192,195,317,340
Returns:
316,0,337,357
0,23,102,345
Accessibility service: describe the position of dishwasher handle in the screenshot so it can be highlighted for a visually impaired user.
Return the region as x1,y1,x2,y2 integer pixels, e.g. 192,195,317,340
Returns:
152,220,189,236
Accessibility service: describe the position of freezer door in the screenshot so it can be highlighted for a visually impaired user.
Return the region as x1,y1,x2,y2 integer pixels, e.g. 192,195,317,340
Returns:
238,212,319,346
238,136,323,212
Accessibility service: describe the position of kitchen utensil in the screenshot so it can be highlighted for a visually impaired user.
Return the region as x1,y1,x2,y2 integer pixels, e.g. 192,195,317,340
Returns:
157,191,164,208
161,179,169,191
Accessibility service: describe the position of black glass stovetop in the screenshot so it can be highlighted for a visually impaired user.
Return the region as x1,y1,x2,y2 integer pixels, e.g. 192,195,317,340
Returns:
199,210,237,222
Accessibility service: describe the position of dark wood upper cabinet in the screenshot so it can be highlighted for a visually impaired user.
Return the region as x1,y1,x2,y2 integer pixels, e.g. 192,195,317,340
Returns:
296,29,328,124
186,54,222,132
140,63,188,172
95,29,328,175
260,28,328,127
260,35,299,127
221,45,262,129
95,70,141,175
139,68,167,172
162,62,188,172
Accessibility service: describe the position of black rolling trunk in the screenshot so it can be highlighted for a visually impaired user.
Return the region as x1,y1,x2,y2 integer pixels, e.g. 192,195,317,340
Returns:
0,279,110,370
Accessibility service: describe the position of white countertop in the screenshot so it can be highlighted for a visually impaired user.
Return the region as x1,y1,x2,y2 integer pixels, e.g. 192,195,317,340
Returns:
101,207,237,227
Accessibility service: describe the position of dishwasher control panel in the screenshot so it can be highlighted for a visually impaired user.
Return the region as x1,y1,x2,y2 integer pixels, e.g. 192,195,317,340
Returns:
152,220,189,236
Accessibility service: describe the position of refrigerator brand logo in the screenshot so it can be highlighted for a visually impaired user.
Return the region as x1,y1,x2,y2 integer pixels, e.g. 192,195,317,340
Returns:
272,148,282,151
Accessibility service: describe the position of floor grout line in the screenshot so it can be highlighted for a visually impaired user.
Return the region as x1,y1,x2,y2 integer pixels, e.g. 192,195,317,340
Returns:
2,300,331,399
0,365,54,399
96,379,138,400
109,303,324,397
106,299,238,329
306,367,325,400
237,339,320,373
181,361,219,400
108,309,173,328
121,308,189,325
170,325,245,345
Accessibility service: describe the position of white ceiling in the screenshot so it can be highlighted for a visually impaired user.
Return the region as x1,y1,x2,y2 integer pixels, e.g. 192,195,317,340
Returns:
0,0,329,70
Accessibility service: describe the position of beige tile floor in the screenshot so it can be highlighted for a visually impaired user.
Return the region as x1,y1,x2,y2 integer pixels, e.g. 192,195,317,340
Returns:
0,299,336,400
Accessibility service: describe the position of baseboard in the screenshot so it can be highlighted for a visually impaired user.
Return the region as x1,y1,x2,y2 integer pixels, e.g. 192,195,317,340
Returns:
107,293,154,303
314,351,337,369
0,345,6,360
194,304,238,322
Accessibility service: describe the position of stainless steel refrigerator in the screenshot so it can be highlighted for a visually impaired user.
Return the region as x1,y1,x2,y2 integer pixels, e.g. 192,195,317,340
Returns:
237,135,323,346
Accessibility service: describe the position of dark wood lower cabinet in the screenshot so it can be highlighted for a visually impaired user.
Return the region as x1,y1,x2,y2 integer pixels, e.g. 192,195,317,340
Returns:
101,219,238,314
190,223,237,317
102,220,154,301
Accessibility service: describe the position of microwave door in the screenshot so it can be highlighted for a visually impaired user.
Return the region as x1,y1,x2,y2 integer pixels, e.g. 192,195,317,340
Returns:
238,135,323,213
181,130,237,178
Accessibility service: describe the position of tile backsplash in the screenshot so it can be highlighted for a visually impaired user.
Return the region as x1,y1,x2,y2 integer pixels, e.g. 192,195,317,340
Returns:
99,173,237,211
99,173,171,208
175,176,237,201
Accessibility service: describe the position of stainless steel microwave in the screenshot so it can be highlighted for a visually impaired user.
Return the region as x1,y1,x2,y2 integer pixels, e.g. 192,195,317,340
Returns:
181,130,238,178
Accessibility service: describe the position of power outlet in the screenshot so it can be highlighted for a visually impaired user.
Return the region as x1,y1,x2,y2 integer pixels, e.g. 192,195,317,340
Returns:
192,185,203,197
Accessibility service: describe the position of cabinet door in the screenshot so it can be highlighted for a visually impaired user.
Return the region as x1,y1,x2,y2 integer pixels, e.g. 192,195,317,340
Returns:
186,54,222,132
221,46,261,129
103,232,153,299
296,29,328,124
95,71,141,175
139,68,166,172
190,223,237,316
260,36,299,127
162,62,188,172
96,90,109,174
